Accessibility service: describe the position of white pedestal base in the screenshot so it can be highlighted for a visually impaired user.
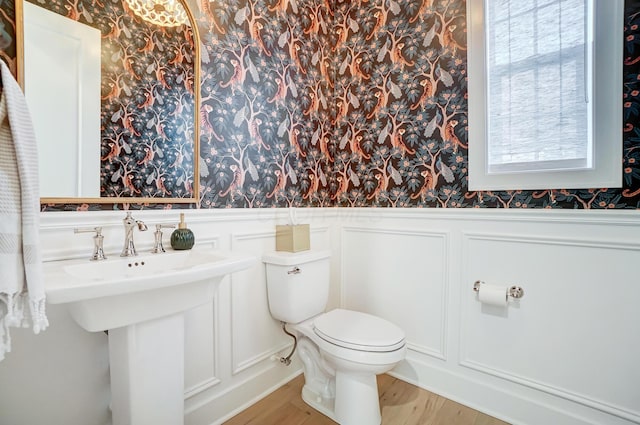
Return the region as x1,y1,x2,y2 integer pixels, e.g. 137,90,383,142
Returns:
108,313,185,425
334,371,381,425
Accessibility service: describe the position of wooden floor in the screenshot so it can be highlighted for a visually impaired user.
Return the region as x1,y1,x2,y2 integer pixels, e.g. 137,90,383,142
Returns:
223,374,510,425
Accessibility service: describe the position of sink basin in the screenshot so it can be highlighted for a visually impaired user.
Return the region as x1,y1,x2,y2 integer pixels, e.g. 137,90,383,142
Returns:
44,247,255,425
44,248,255,332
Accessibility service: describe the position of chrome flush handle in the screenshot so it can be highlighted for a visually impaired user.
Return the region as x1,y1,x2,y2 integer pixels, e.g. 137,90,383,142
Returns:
287,266,301,275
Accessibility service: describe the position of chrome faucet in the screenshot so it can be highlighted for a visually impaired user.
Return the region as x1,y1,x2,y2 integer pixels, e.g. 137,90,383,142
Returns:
121,212,148,257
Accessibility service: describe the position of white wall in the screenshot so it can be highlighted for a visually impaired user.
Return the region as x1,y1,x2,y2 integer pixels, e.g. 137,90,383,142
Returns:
0,208,637,425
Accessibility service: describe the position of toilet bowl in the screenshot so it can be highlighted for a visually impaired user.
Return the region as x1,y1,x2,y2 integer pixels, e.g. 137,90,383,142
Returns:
292,309,405,425
263,250,406,425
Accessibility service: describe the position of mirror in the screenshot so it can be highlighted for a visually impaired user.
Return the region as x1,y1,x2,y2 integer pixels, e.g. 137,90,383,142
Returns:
17,0,200,204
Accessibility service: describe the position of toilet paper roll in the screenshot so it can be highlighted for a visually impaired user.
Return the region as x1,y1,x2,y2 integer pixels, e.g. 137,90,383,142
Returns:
478,284,508,307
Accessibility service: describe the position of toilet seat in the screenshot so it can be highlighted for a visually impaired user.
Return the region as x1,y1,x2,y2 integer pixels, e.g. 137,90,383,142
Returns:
313,309,405,352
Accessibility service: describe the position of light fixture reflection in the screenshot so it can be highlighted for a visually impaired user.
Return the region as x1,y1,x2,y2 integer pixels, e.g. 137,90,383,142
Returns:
124,0,188,27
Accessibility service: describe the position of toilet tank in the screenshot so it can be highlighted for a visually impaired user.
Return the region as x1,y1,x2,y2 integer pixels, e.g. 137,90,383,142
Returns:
262,250,331,324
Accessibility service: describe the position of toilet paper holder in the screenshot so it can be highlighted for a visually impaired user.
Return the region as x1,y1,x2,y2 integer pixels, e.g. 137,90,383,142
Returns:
473,280,524,299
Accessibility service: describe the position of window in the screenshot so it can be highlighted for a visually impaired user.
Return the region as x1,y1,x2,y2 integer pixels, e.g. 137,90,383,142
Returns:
467,0,623,191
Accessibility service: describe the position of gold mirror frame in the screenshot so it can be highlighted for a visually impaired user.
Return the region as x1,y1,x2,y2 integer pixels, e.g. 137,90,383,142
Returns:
15,0,200,205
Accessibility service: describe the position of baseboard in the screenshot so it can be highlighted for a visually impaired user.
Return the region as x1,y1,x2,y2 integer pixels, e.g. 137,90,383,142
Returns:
185,367,303,425
389,356,638,425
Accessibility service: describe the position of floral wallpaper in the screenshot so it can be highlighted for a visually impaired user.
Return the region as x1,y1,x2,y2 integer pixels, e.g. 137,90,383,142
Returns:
26,0,196,199
97,1,196,199
2,0,640,210
194,0,640,209
195,0,336,207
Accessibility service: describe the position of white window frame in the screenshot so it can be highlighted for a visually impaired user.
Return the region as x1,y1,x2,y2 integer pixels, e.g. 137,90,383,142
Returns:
467,0,623,191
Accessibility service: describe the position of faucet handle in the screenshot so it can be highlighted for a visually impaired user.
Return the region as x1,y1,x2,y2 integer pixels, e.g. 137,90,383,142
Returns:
151,223,176,254
74,227,107,261
155,223,176,230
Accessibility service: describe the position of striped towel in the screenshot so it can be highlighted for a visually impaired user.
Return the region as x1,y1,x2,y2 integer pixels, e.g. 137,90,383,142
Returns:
0,59,48,362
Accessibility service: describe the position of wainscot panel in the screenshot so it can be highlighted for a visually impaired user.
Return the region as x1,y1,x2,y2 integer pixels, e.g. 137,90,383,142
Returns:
0,208,637,425
341,226,449,360
461,233,640,423
337,208,640,425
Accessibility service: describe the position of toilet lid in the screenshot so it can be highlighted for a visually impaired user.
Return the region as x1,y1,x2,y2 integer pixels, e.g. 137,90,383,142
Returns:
313,309,405,352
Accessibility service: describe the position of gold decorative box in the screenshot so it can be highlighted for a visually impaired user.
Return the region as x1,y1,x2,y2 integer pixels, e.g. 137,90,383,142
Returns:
275,224,310,252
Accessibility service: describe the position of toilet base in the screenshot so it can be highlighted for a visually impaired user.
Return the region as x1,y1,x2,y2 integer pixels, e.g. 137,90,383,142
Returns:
301,383,337,422
335,371,381,425
301,371,381,425
297,337,382,425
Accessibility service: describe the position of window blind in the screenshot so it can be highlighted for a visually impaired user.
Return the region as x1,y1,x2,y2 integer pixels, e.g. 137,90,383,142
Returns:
486,0,591,174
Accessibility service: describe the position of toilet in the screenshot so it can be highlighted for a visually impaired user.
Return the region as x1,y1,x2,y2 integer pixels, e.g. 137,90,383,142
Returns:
263,249,406,425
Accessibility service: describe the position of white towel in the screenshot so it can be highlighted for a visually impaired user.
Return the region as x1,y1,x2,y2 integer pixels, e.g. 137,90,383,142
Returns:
0,59,48,361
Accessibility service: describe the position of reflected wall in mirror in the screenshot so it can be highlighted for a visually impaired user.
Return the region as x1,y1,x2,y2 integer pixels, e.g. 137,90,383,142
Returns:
19,0,200,204
0,0,19,79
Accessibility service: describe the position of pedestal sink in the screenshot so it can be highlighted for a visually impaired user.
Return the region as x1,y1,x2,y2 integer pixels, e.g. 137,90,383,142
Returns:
44,248,255,425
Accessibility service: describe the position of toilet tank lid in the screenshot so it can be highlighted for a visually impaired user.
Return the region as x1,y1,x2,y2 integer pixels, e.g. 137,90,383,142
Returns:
262,249,331,266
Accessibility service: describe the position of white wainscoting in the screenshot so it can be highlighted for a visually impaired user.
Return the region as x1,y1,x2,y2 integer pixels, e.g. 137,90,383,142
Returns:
341,226,449,360
230,230,289,376
460,233,640,423
337,209,640,425
184,298,220,398
0,208,637,425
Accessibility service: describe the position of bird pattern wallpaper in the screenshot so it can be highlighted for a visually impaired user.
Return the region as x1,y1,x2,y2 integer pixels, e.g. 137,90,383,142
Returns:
25,0,196,201
1,0,640,210
194,0,640,209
